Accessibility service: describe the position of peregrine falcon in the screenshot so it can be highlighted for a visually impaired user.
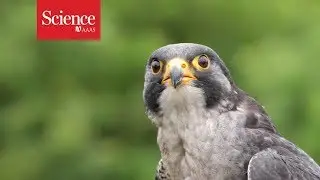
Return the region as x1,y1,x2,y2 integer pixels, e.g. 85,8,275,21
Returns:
142,43,320,180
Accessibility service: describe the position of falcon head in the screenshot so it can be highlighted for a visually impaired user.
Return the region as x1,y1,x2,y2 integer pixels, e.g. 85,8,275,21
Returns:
143,43,236,122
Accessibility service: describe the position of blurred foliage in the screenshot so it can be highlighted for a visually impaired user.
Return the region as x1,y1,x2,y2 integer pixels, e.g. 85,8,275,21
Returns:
0,0,320,179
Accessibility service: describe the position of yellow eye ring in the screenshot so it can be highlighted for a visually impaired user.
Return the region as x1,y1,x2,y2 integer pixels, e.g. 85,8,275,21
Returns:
192,55,210,71
151,59,163,74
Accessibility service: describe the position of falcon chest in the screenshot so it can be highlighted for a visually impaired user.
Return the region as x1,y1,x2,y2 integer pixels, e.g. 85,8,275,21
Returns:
156,87,249,180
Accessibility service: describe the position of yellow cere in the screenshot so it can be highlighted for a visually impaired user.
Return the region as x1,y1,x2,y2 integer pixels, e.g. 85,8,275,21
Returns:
161,58,197,86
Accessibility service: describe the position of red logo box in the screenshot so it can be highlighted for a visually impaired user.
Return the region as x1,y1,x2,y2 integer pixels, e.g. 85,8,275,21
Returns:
37,0,101,40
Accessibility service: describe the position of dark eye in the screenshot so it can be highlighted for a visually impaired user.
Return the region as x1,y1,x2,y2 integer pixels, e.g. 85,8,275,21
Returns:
198,55,209,68
151,59,162,74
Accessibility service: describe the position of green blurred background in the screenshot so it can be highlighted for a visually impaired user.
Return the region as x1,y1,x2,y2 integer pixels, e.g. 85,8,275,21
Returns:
1,0,320,179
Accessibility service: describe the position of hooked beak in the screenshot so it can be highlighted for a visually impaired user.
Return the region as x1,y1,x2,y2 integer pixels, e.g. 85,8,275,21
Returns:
170,66,183,88
161,58,197,88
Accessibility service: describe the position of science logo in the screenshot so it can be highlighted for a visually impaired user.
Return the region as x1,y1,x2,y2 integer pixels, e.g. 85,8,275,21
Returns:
36,0,101,40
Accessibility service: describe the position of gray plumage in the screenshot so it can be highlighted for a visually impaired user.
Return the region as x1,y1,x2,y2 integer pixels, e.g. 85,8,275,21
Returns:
142,43,320,180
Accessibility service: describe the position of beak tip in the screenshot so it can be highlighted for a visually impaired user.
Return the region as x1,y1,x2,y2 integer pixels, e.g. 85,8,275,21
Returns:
172,80,181,89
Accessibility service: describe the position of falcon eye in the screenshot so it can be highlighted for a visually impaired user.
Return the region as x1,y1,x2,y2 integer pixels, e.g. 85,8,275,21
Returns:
192,55,210,71
151,59,162,74
198,55,209,68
